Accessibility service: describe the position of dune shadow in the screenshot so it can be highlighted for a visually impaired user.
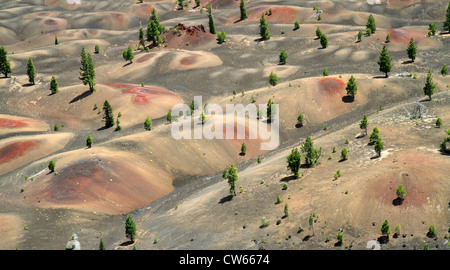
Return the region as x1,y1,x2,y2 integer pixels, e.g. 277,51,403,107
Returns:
218,195,233,204
70,90,92,104
280,175,296,182
341,95,354,103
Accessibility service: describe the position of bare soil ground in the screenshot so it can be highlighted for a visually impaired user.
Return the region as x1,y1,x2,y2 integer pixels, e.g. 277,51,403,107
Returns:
0,0,449,251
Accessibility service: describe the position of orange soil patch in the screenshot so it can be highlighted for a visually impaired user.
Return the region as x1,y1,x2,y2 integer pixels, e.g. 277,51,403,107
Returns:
135,53,157,63
199,0,238,9
0,141,38,164
26,149,173,215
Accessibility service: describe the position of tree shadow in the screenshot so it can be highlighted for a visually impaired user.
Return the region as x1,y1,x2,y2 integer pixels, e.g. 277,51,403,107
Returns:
239,152,246,156
218,195,233,204
70,90,92,104
295,123,303,128
254,37,269,43
302,235,312,241
22,83,34,87
233,18,243,24
392,197,404,206
377,235,389,244
259,224,269,229
370,155,381,160
338,158,347,163
402,60,414,65
341,95,354,103
122,62,132,68
119,240,134,247
97,125,112,131
372,75,388,79
334,241,343,247
356,134,366,139
280,175,296,182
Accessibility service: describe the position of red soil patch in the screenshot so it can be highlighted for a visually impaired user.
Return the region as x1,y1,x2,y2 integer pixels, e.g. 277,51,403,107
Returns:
44,0,59,6
318,77,346,97
103,83,180,105
135,53,156,63
0,118,27,128
180,55,198,66
45,18,59,25
0,141,38,164
385,28,426,46
132,3,154,18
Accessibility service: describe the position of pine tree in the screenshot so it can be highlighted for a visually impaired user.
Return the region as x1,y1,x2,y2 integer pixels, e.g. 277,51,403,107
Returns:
374,137,384,157
259,13,270,40
99,239,105,250
441,64,448,76
222,164,238,196
139,27,145,49
48,160,56,172
297,113,304,126
95,44,100,54
240,142,246,155
86,135,93,148
294,20,300,30
217,30,227,44
381,220,391,237
286,147,301,178
301,136,322,167
359,114,369,136
316,26,322,39
345,75,357,99
240,0,248,21
50,76,58,94
208,5,216,34
406,38,417,62
341,147,348,161
396,184,406,201
323,67,328,76
266,98,275,121
268,71,278,86
0,47,12,78
125,215,137,242
103,100,115,128
122,46,134,63
55,36,59,45
279,50,287,64
357,30,363,42
377,45,392,77
443,1,450,33
27,57,36,85
147,20,160,45
320,33,328,48
79,48,96,92
144,116,153,130
369,126,380,144
428,23,437,36
166,110,173,123
423,70,436,100
366,14,376,33
177,0,184,9
385,34,390,43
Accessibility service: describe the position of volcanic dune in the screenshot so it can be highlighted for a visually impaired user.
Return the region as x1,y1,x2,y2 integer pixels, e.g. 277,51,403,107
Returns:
0,133,74,176
0,114,49,136
23,147,173,215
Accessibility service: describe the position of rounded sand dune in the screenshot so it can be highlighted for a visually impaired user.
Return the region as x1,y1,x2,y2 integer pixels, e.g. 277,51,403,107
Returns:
23,147,173,215
0,114,49,136
169,51,222,71
0,133,74,176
